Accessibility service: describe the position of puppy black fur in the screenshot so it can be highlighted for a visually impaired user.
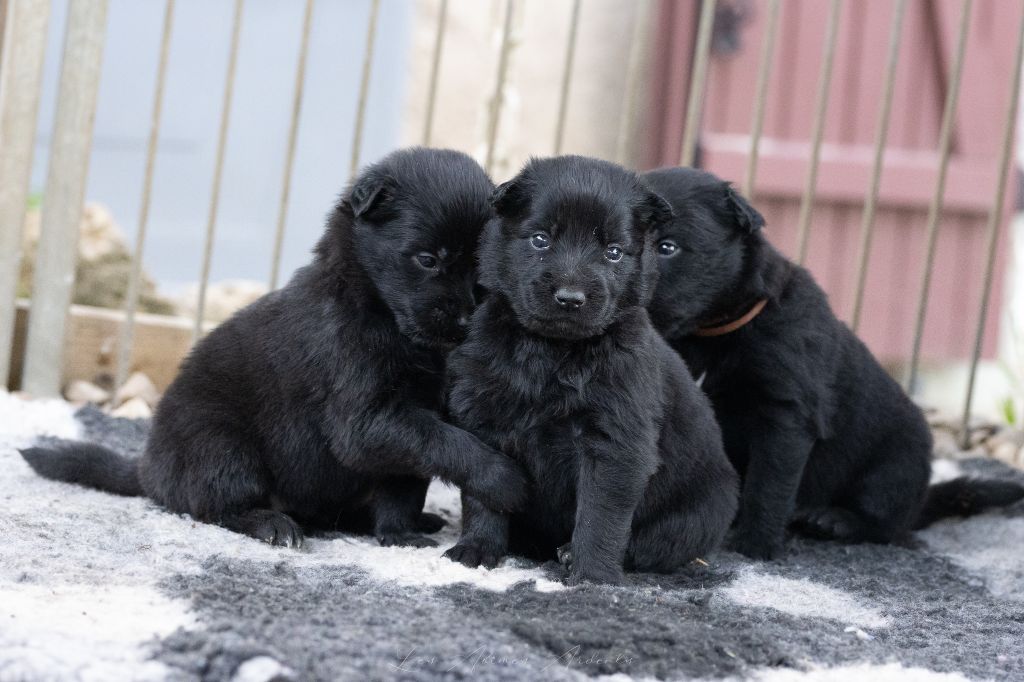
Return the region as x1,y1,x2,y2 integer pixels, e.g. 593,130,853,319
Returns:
442,156,739,584
21,148,529,549
642,166,1024,560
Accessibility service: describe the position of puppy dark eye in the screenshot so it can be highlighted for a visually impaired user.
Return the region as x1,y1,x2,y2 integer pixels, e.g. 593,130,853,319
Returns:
530,233,550,250
414,253,439,270
604,245,623,262
657,240,678,257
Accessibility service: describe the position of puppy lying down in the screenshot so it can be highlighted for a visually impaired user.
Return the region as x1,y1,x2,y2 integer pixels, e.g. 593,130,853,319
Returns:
443,156,739,585
643,166,1024,560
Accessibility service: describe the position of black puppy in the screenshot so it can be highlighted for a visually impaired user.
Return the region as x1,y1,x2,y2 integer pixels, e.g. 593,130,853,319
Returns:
22,147,528,548
643,166,1024,560
443,156,738,585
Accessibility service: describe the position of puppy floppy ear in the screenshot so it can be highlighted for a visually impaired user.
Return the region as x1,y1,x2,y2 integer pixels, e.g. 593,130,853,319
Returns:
634,189,674,233
348,172,395,220
491,178,529,218
725,184,764,233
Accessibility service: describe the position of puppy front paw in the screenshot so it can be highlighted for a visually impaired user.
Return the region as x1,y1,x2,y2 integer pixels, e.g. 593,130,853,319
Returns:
465,455,530,513
377,531,438,548
558,543,625,586
443,540,504,569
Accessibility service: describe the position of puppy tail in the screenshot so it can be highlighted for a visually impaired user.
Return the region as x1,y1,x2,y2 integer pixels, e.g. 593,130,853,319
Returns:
20,441,143,497
913,477,1024,530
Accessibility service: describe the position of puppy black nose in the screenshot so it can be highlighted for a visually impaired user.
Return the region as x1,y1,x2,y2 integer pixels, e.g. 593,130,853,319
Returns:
554,287,586,309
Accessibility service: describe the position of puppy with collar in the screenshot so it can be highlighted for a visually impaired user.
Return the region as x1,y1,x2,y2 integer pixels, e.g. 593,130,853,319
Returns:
643,166,1024,560
443,156,738,585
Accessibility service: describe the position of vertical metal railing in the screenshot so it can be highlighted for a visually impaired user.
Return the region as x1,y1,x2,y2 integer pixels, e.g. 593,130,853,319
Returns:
193,0,244,342
0,0,49,389
21,0,108,397
906,0,973,393
680,0,716,167
848,0,906,332
960,4,1024,446
349,0,380,178
742,0,781,198
793,0,841,266
552,0,581,155
268,0,315,291
114,0,175,391
484,0,516,176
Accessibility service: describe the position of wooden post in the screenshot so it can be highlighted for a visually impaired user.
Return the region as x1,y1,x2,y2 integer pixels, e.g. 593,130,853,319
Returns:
0,0,49,389
21,0,109,397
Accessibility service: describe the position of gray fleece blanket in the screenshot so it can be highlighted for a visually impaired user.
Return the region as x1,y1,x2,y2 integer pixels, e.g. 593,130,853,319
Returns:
1,391,1022,682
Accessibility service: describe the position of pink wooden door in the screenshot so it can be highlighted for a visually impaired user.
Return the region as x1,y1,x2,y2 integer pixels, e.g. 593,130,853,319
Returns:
644,0,1020,363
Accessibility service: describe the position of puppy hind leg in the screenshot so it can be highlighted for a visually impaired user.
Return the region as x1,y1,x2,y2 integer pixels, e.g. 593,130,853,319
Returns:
790,506,871,542
627,493,736,573
795,444,929,544
221,509,304,549
161,430,304,549
372,476,439,548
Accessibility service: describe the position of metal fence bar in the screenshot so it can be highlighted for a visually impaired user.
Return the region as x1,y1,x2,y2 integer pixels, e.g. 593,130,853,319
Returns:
421,0,448,146
679,0,716,167
484,0,516,176
741,0,781,197
22,0,109,397
614,0,649,166
193,0,244,342
849,0,906,332
794,0,841,266
349,0,380,178
268,0,314,291
0,0,49,389
113,0,175,392
906,0,973,393
959,6,1024,446
553,0,581,155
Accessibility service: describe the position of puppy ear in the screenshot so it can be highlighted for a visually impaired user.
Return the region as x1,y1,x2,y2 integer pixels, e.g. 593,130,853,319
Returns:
348,172,395,220
491,178,529,217
725,184,764,233
634,189,674,232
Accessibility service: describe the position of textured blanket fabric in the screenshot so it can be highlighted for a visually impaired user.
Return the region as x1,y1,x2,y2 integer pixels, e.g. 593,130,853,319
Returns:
1,391,1022,682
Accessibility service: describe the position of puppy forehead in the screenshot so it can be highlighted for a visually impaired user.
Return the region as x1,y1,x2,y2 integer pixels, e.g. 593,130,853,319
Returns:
536,190,631,239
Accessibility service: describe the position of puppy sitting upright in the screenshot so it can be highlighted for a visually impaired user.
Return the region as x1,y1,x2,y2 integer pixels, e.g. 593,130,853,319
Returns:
443,156,738,585
22,148,527,549
643,166,1024,560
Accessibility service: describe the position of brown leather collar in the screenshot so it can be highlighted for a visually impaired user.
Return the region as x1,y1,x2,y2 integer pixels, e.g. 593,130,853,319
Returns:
694,299,768,337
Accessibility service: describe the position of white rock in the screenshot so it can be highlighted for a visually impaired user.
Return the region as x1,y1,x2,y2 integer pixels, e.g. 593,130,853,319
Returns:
64,380,110,405
110,397,153,420
992,440,1023,469
115,372,160,408
176,279,268,324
